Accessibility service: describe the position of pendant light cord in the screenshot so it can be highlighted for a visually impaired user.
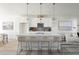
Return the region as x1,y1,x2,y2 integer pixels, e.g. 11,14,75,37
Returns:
53,3,56,20
40,3,42,22
27,3,29,20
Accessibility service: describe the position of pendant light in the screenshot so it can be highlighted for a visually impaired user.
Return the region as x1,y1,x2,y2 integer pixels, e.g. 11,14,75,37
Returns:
37,3,43,20
26,3,31,28
39,3,42,20
52,3,56,20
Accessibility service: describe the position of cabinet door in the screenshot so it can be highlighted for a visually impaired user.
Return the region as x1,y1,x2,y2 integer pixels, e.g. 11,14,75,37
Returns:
19,23,27,34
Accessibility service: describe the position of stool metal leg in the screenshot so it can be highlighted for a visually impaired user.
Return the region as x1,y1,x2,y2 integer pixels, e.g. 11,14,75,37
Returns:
16,41,19,55
28,41,31,50
25,41,27,55
38,41,39,50
17,41,22,55
48,41,52,54
48,41,51,50
30,41,32,51
38,41,42,50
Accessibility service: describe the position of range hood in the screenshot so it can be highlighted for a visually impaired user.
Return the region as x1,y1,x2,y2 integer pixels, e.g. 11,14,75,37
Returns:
29,23,51,31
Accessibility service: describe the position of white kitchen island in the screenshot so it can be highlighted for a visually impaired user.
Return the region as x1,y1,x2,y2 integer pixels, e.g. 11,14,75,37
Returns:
17,33,64,54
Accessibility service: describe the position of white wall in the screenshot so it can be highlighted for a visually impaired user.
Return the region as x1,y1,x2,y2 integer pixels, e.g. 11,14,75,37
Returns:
0,15,27,41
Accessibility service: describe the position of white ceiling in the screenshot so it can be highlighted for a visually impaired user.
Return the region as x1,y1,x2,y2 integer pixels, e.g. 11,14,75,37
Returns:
0,3,79,17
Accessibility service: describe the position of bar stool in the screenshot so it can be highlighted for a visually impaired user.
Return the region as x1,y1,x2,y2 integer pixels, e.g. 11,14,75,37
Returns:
3,34,8,44
17,37,28,55
43,36,51,50
17,37,23,55
29,36,37,50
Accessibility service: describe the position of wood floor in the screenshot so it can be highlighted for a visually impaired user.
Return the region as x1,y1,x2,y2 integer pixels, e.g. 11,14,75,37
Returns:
0,40,18,55
0,40,79,55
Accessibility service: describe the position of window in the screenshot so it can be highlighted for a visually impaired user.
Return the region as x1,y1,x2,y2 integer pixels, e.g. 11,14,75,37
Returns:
58,21,72,31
